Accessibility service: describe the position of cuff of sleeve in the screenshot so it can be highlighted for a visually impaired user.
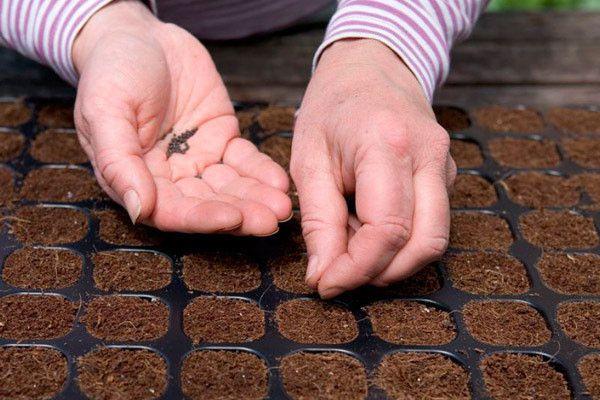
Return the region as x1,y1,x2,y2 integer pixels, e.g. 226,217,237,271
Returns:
58,0,117,86
313,32,435,103
60,0,156,86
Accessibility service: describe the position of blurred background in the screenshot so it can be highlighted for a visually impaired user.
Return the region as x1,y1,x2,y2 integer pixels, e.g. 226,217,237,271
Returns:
488,0,600,10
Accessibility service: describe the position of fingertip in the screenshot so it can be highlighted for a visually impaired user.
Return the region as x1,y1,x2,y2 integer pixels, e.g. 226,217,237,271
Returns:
235,200,279,236
123,189,142,224
186,200,243,233
103,156,157,222
263,161,290,192
274,194,293,221
318,285,345,300
304,255,321,288
369,278,391,288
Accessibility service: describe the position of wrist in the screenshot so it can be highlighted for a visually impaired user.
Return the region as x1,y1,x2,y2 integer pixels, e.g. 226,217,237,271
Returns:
72,0,160,73
317,39,428,106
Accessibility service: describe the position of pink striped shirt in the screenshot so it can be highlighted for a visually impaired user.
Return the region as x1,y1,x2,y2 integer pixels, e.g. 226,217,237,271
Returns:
0,0,487,101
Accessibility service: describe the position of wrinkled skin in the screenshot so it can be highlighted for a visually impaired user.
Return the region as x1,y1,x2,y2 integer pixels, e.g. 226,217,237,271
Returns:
73,0,456,298
292,39,456,298
73,0,291,236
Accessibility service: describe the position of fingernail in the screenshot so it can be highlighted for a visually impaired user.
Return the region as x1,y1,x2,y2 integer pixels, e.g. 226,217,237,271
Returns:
319,286,344,299
255,227,280,237
280,211,294,223
123,190,141,224
371,279,390,288
305,255,319,282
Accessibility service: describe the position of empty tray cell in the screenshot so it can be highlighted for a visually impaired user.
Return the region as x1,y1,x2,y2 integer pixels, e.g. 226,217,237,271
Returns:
182,251,261,293
376,352,470,400
537,253,600,295
578,354,600,400
462,301,550,346
562,138,600,168
519,210,599,250
488,138,560,169
450,139,483,168
0,166,14,206
385,264,441,296
434,105,471,131
0,130,25,161
548,107,600,135
501,172,580,208
2,246,82,289
82,296,169,342
449,212,513,250
92,251,171,292
280,351,368,400
77,347,167,400
20,167,104,202
181,350,268,400
275,299,358,344
37,104,74,128
0,346,68,400
0,100,31,126
267,252,313,294
450,174,497,208
95,209,162,246
257,105,295,134
183,296,264,344
473,105,543,133
558,301,600,348
573,173,600,210
30,129,88,164
444,252,530,295
259,134,291,170
366,300,455,345
0,294,76,340
480,353,570,400
9,205,88,244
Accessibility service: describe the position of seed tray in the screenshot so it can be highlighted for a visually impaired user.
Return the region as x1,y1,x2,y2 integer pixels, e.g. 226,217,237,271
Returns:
0,98,599,399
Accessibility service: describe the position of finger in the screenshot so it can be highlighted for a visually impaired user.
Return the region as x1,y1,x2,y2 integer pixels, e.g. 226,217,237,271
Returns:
215,194,279,236
174,176,216,198
317,148,413,299
201,164,292,220
145,177,242,233
174,169,279,235
291,145,347,288
223,137,290,192
87,115,156,224
371,164,450,286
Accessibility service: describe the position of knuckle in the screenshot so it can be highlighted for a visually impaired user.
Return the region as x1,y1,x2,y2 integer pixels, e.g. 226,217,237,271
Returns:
375,216,412,249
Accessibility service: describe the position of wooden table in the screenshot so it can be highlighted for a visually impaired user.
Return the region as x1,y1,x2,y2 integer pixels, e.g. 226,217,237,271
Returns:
1,12,599,107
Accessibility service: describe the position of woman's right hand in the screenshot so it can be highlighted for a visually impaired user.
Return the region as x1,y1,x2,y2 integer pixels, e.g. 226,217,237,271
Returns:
72,0,291,235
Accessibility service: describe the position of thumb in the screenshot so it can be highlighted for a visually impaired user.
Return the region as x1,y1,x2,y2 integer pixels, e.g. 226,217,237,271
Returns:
291,144,347,288
80,112,157,223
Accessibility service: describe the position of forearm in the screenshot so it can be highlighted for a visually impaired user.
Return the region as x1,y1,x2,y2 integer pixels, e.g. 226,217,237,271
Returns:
0,0,154,86
316,0,489,102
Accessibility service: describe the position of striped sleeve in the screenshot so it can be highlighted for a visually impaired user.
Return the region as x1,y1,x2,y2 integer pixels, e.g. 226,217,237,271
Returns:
0,0,119,86
314,0,489,102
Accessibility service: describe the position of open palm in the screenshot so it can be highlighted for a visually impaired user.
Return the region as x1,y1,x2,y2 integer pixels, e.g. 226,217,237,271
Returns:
74,18,291,235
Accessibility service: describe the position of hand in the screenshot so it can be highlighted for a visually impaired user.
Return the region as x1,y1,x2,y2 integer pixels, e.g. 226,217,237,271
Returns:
291,39,456,298
72,0,291,235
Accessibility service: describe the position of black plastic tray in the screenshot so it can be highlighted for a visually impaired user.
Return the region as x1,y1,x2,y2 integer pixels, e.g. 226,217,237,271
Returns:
0,98,599,399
